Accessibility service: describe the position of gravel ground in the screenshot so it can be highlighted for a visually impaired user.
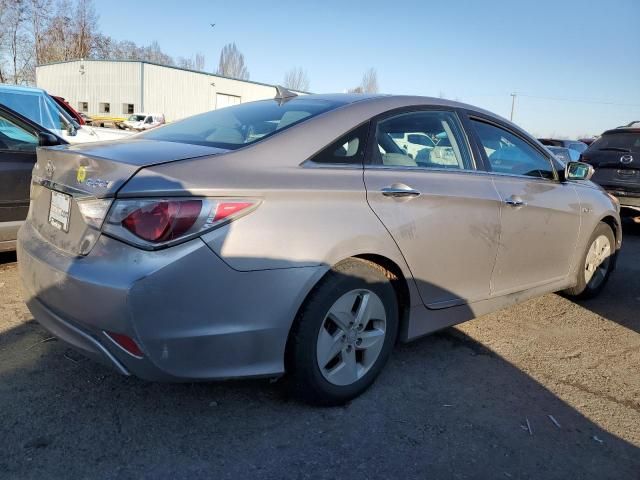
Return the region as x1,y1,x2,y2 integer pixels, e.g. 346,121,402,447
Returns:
0,223,639,479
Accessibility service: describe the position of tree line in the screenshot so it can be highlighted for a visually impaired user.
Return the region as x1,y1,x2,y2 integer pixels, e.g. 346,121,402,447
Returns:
0,0,378,93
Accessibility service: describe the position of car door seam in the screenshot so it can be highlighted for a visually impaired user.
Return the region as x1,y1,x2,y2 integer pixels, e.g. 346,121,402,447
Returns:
488,177,504,296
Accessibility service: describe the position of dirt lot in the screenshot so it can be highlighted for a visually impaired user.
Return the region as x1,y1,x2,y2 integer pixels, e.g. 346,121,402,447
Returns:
0,223,639,479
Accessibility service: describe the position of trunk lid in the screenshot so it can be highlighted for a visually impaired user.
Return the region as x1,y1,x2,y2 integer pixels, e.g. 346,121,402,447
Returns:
29,138,226,255
33,138,227,197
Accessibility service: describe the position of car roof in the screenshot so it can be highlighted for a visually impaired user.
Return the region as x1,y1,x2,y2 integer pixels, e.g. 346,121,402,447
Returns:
287,93,503,119
0,83,47,94
602,127,640,135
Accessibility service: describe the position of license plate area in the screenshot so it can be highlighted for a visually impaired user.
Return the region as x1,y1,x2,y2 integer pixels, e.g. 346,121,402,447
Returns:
48,190,71,232
616,169,638,180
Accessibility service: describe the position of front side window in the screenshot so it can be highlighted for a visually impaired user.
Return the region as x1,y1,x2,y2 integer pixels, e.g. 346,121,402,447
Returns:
471,120,555,179
0,113,37,152
373,110,473,170
142,98,346,150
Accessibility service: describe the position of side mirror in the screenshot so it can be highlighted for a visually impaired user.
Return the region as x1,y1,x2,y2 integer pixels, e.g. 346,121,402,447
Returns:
565,161,594,181
66,123,77,136
38,132,60,147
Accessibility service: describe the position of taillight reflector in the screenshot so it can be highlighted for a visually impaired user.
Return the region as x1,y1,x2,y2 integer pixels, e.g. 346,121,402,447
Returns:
105,331,144,358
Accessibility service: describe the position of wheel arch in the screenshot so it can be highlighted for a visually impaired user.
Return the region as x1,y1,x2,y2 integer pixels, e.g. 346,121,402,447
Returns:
599,215,621,248
284,253,413,372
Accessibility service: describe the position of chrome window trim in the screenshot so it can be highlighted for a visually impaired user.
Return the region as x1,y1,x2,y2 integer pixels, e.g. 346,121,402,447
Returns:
301,161,364,170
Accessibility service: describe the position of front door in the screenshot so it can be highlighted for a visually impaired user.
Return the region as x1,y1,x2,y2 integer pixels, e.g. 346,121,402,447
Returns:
468,118,581,294
364,109,501,308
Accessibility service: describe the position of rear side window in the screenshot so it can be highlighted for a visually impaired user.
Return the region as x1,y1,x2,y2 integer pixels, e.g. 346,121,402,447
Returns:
471,120,555,179
142,98,345,150
310,123,369,164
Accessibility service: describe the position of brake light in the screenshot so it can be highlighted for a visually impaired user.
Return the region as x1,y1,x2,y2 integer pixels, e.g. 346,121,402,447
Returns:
103,198,258,249
122,200,202,242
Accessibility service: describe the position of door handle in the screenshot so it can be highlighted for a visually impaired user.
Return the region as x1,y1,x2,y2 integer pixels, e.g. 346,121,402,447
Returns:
381,183,421,198
504,196,526,207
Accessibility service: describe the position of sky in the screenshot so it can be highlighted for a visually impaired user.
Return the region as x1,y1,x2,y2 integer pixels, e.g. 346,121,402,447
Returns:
96,0,640,138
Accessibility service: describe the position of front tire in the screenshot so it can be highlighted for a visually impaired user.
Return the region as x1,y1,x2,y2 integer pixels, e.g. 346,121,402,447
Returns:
563,222,615,299
286,258,399,405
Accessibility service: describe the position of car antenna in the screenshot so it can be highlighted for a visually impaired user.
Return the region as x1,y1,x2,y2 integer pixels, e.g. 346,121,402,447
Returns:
274,85,298,105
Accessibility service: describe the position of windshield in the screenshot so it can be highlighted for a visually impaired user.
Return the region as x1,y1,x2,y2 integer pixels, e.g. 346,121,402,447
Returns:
589,132,640,153
141,98,345,149
128,115,146,121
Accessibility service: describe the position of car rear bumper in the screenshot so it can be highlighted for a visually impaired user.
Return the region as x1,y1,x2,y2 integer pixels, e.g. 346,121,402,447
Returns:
18,221,325,381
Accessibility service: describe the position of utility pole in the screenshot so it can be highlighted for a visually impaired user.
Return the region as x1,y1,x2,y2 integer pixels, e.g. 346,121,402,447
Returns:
510,93,517,121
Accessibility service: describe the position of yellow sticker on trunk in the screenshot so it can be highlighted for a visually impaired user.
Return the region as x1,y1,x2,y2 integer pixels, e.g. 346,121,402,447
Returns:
77,166,87,183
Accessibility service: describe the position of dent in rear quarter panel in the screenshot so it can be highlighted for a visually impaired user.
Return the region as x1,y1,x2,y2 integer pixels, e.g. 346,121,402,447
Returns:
197,165,421,307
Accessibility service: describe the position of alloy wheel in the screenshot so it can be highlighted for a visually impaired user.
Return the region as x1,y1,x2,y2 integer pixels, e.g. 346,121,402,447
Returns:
584,234,611,289
316,289,387,386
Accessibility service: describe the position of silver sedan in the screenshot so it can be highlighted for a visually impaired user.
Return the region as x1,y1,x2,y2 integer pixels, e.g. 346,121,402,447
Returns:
18,92,621,404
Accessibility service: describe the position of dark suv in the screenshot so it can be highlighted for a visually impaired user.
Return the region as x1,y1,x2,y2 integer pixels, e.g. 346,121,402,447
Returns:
582,127,640,212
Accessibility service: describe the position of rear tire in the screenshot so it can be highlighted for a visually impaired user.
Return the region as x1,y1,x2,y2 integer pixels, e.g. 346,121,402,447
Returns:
563,222,615,299
286,258,399,406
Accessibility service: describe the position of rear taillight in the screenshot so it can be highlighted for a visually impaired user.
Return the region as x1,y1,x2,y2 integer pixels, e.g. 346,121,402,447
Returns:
103,198,259,249
121,200,202,242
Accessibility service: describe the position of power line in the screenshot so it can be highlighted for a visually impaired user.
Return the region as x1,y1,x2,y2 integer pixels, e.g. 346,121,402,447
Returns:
514,93,640,108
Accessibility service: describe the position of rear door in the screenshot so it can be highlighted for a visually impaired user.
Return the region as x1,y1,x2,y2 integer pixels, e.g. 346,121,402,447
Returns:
467,116,581,294
364,108,501,308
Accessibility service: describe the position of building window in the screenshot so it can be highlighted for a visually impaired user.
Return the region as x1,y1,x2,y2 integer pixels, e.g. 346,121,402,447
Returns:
122,103,135,115
78,102,88,113
216,93,241,109
99,102,111,114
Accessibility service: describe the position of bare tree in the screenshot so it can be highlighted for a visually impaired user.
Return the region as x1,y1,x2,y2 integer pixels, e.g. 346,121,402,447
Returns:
194,52,205,71
177,52,205,71
2,0,35,84
348,68,379,94
283,67,309,91
217,42,249,80
73,0,97,59
360,68,378,93
0,0,201,84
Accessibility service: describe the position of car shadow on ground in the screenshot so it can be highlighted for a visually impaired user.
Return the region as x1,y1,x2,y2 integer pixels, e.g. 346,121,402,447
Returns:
0,317,638,479
571,219,640,335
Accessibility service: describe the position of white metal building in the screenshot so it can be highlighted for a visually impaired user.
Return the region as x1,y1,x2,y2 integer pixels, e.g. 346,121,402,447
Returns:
36,59,293,121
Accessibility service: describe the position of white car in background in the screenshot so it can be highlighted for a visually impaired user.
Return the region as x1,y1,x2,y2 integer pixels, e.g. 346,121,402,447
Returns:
0,85,133,144
122,113,165,131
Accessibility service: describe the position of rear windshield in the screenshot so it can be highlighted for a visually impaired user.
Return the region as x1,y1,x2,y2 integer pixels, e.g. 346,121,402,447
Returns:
141,98,344,150
589,132,640,153
0,89,73,131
